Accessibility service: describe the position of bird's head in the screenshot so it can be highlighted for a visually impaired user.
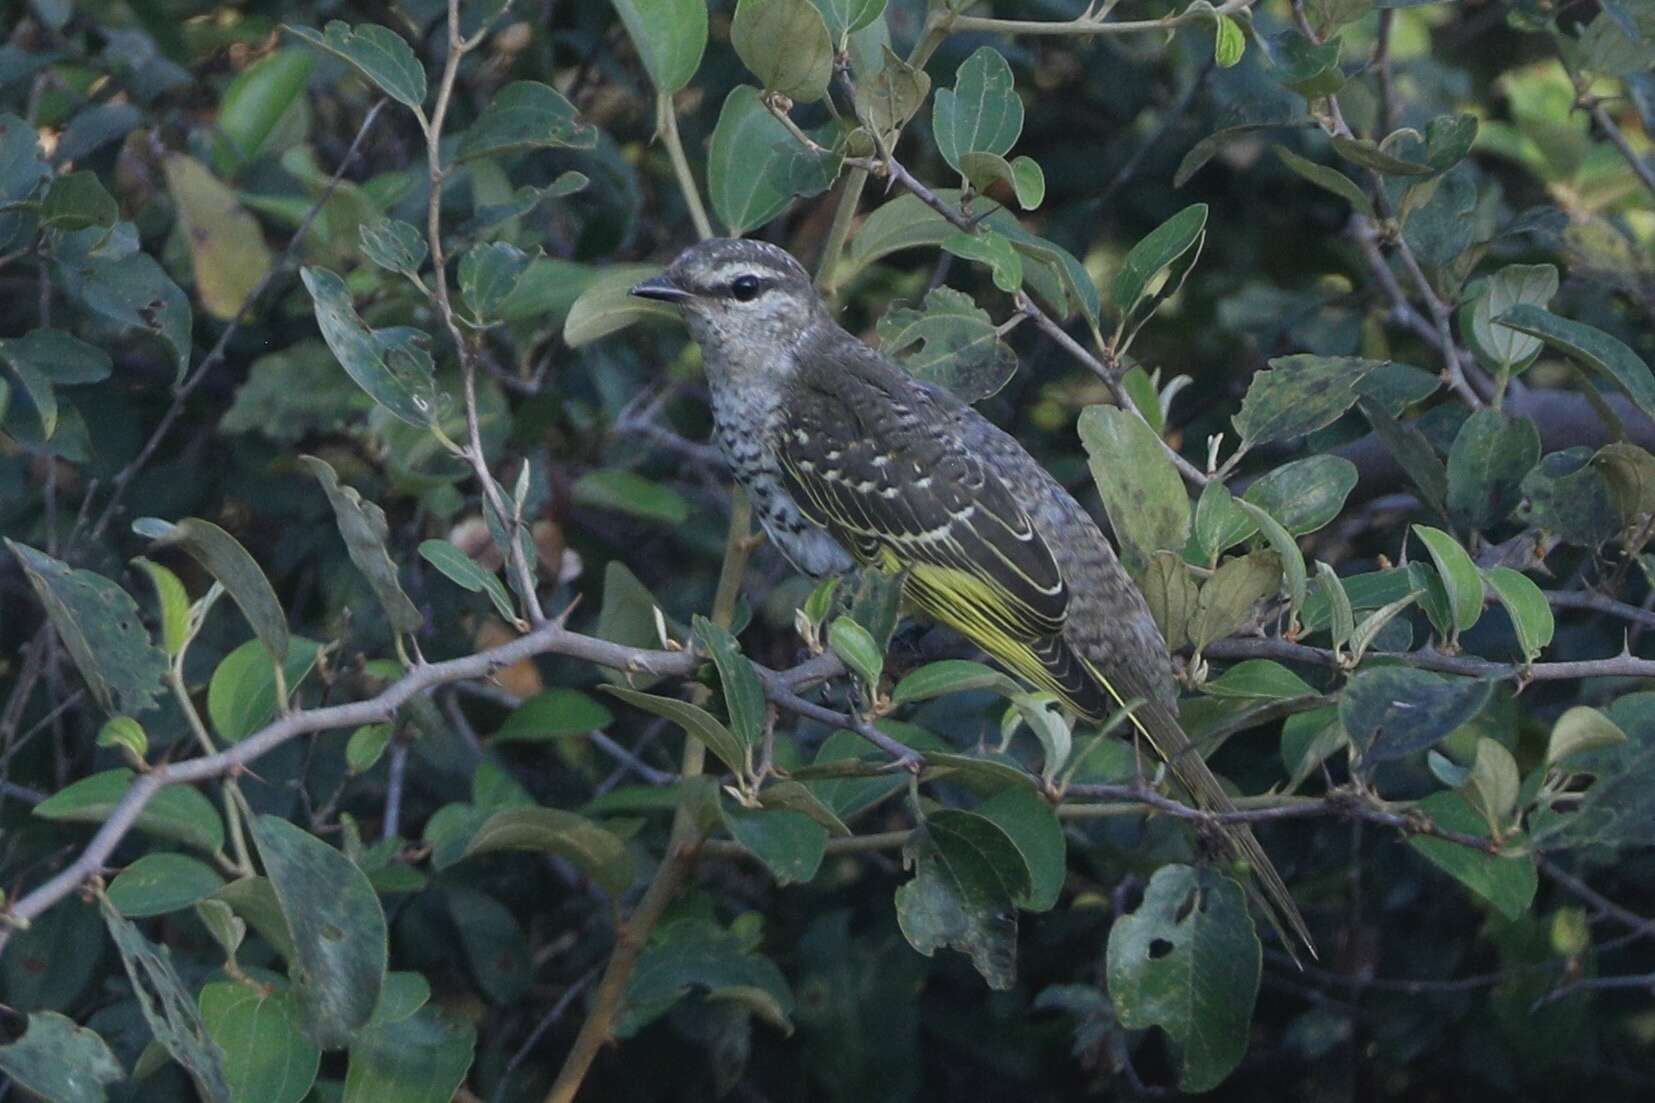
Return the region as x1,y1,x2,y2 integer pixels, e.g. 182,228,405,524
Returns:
630,238,825,355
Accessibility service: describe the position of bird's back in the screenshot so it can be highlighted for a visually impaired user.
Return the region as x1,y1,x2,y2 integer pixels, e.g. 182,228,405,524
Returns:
791,324,1178,712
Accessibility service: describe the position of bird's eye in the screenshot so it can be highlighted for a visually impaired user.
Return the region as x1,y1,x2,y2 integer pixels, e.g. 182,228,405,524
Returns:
730,274,763,302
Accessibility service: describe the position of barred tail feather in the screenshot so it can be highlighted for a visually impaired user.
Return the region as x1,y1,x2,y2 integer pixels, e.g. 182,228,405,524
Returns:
1079,657,1317,965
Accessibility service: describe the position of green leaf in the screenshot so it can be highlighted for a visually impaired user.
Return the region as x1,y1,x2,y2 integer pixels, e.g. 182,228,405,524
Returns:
958,151,1044,209
367,973,431,1026
974,787,1064,912
1,898,103,1013
456,81,595,161
1214,12,1246,66
1483,566,1553,663
97,714,149,761
1340,668,1491,762
133,517,289,661
1234,355,1383,447
1408,791,1536,920
853,46,930,139
612,0,708,93
755,780,852,836
1315,562,1355,651
571,468,690,524
1272,28,1344,97
457,241,533,321
217,49,314,169
445,887,530,1004
341,1007,475,1103
1403,170,1477,267
6,540,168,715
1112,203,1207,339
1520,447,1621,545
1445,409,1540,531
359,217,427,277
724,803,828,885
300,455,423,635
1498,304,1655,424
562,264,676,346
891,659,1020,704
1464,735,1521,829
706,85,835,235
1243,455,1358,536
620,919,795,1037
877,286,1018,402
300,266,446,429
206,637,322,744
250,814,388,1049
346,723,393,773
941,229,1023,293
463,806,633,895
1274,145,1374,218
35,769,225,854
1175,120,1311,187
693,616,768,749
0,1012,124,1103
811,0,885,38
0,112,49,251
42,170,118,231
896,816,1021,990
1358,396,1451,520
1412,525,1483,635
163,154,273,321
213,877,296,962
0,328,110,438
1137,550,1199,651
1330,134,1433,176
1188,482,1257,566
1106,864,1260,1093
285,22,426,110
731,0,833,101
106,854,225,918
1235,499,1307,623
54,242,192,382
1200,659,1317,700
1545,705,1625,767
131,557,190,658
933,47,1024,174
1469,264,1557,370
101,900,233,1101
828,615,885,687
1077,405,1190,576
199,980,321,1103
417,538,518,624
604,685,749,778
491,689,614,744
1190,551,1282,650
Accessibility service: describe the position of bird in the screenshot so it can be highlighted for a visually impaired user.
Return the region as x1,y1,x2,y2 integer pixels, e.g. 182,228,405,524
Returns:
631,237,1314,961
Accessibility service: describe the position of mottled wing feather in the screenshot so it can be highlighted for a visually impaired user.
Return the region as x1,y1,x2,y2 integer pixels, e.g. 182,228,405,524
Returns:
776,370,1068,643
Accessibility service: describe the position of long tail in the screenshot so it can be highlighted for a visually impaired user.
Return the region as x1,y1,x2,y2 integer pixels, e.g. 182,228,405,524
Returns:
1078,656,1317,964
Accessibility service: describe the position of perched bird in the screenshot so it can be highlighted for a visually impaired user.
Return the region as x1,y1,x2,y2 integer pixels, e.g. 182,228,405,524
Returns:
632,237,1314,960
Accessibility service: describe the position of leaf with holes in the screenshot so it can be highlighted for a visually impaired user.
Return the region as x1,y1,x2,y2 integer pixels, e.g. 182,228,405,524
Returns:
6,540,168,715
251,814,387,1049
1106,864,1260,1093
933,47,1023,174
877,286,1017,402
102,900,233,1101
895,815,1023,990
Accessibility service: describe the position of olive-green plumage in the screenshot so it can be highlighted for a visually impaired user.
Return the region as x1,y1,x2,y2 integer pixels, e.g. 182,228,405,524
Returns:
633,238,1314,961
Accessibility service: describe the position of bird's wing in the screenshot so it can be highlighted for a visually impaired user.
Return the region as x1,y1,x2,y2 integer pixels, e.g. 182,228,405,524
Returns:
775,362,1068,644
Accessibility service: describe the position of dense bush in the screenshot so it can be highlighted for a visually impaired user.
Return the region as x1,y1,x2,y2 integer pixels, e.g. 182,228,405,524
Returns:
2,0,1655,1098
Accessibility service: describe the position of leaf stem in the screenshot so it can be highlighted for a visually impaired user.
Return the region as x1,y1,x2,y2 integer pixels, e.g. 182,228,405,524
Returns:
656,92,714,241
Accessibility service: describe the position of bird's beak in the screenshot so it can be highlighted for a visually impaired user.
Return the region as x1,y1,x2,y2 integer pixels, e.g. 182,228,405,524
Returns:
630,274,693,304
